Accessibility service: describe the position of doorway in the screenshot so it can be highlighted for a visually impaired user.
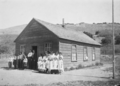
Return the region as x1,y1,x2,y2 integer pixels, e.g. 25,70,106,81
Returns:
32,46,38,69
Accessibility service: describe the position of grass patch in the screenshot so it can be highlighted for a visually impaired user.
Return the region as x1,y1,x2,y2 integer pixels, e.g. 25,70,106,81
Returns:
43,80,120,86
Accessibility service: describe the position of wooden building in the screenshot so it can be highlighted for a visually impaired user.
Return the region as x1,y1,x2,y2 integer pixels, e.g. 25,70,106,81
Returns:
14,18,101,68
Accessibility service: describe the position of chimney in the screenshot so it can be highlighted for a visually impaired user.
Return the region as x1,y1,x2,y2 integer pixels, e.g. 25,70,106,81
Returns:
62,18,65,28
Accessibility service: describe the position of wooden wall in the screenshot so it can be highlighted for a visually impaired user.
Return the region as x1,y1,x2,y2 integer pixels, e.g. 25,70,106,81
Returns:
15,19,59,56
15,19,101,69
15,38,59,57
59,39,101,68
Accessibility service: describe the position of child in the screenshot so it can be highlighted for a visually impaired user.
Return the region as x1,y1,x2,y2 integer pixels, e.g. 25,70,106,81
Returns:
8,56,14,68
58,52,64,74
48,52,55,74
37,54,43,72
23,56,28,69
42,54,47,72
52,52,59,74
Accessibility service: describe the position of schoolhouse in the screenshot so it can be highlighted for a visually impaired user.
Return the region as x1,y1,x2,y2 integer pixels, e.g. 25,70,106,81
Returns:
14,18,101,68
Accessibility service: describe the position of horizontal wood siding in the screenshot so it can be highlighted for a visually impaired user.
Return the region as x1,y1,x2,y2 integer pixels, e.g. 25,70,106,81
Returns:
16,19,56,43
15,43,20,55
59,39,101,68
59,42,71,67
77,45,83,62
95,47,101,62
15,20,59,56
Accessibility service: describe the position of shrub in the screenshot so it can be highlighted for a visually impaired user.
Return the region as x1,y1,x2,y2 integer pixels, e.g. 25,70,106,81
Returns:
95,62,103,66
95,31,100,35
101,37,111,45
76,64,83,69
115,35,120,44
69,67,76,70
83,31,93,38
64,67,69,71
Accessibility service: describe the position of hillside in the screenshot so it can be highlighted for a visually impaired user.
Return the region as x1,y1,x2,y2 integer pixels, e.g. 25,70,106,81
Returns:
0,23,120,56
0,23,120,35
65,23,120,36
0,24,26,35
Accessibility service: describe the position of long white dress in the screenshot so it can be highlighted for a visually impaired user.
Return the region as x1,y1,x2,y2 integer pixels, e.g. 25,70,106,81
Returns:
45,57,49,70
49,54,55,70
37,56,42,70
53,54,59,70
58,55,64,73
42,56,47,71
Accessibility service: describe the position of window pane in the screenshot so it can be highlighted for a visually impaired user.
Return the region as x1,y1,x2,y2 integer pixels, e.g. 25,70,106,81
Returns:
84,47,88,61
92,48,95,60
72,45,77,61
44,43,52,52
20,45,25,53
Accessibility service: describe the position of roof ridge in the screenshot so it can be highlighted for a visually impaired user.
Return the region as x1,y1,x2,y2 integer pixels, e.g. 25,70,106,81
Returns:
35,18,84,32
34,18,55,26
34,18,100,46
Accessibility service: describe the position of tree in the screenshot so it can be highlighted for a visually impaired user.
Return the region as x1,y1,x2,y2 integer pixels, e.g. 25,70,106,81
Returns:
95,31,100,35
0,46,9,54
115,35,120,44
83,31,93,38
101,36,111,45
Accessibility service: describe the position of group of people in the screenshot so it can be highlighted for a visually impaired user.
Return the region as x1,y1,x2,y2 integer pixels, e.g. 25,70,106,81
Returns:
37,52,64,74
9,50,64,74
12,52,27,69
12,50,37,69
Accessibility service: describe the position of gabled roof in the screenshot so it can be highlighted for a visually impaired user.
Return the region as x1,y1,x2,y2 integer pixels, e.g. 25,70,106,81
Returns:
34,18,101,46
15,18,101,46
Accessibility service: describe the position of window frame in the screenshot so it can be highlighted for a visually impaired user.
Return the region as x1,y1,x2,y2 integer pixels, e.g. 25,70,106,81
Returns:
92,47,96,61
20,44,25,53
44,42,52,52
83,46,88,61
71,45,77,62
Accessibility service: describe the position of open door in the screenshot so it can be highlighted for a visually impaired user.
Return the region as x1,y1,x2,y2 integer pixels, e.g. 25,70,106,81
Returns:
32,46,38,69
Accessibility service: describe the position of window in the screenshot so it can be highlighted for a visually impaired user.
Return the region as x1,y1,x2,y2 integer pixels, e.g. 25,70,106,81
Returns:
71,45,77,62
44,43,52,52
92,48,96,61
83,47,88,61
20,45,25,53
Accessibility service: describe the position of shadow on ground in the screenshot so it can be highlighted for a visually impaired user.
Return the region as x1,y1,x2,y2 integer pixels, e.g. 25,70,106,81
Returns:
1,67,15,70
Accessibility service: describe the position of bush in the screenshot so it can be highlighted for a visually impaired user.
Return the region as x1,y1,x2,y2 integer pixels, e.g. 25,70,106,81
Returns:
101,36,111,45
64,67,69,71
83,31,93,38
95,62,103,66
69,67,76,70
76,64,83,69
115,35,120,44
95,31,100,35
0,46,9,54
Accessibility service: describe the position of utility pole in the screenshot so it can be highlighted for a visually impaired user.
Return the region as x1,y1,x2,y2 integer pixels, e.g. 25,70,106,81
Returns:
112,0,115,79
62,18,65,28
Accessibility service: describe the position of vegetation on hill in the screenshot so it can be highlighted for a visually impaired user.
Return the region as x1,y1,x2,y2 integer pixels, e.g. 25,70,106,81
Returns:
0,34,18,56
0,22,120,56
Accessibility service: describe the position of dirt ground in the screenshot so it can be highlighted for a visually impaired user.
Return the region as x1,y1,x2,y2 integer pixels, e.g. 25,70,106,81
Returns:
0,58,120,86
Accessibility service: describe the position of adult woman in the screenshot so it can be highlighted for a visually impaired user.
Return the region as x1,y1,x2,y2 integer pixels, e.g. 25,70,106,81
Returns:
27,50,34,69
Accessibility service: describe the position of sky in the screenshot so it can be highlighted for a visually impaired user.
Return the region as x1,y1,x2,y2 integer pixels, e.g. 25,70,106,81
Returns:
0,0,120,29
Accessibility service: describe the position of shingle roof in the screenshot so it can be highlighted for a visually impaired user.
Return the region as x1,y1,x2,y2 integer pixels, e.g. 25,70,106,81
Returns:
34,18,101,46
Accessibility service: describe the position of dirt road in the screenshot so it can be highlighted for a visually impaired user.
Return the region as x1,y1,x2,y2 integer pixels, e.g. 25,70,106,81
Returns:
0,63,112,86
